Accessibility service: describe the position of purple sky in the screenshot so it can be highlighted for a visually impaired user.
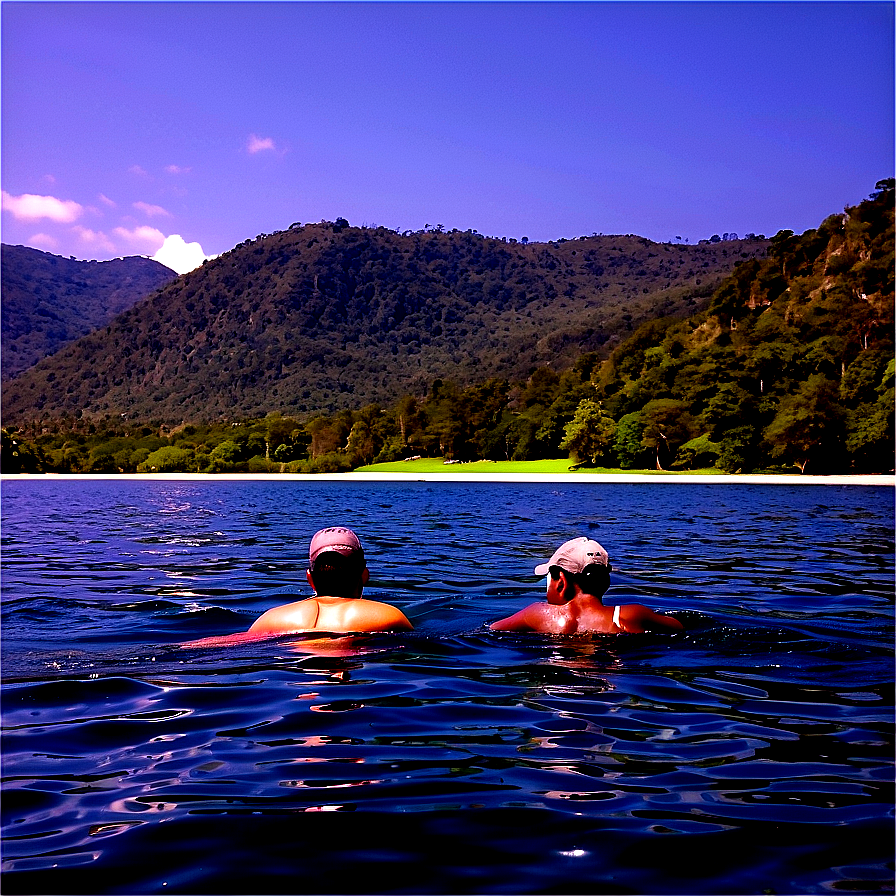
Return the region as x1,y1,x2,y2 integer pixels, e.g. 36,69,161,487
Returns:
2,2,893,273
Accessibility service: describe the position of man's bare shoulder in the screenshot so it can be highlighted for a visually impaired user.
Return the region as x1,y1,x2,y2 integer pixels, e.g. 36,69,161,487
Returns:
490,602,568,633
248,598,319,635
341,598,413,632
617,603,684,634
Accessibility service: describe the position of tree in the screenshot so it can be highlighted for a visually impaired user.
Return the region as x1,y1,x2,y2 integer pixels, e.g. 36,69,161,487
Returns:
505,415,544,461
232,426,267,460
466,379,511,459
474,412,515,461
746,339,798,395
394,394,425,450
306,416,346,459
305,451,353,473
699,382,757,440
137,446,195,473
763,375,845,473
130,447,152,469
273,443,294,463
560,400,617,467
535,369,597,457
673,434,721,470
639,399,694,470
841,349,892,404
520,366,561,410
716,425,764,473
670,344,735,412
346,419,376,466
423,379,467,459
614,412,649,469
53,442,88,473
209,440,240,465
266,414,301,454
86,445,120,473
845,400,894,472
870,178,895,200
801,335,848,379
844,358,894,472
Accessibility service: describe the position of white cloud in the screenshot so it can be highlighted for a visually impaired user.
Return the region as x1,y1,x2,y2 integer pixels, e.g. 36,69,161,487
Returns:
133,201,171,218
165,164,191,175
98,193,117,208
114,224,166,253
247,134,277,154
152,234,212,274
72,226,117,253
2,190,83,223
129,164,149,176
30,232,59,250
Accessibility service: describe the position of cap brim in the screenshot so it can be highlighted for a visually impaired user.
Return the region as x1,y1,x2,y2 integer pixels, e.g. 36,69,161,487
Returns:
534,562,550,576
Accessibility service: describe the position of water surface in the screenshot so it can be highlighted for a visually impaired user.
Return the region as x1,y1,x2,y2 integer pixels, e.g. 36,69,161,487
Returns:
1,479,893,894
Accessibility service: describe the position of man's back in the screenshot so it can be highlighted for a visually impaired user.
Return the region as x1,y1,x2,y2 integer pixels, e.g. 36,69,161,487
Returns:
248,595,412,636
491,595,683,635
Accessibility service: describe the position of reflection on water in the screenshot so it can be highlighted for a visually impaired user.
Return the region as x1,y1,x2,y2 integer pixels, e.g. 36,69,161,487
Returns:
1,480,893,894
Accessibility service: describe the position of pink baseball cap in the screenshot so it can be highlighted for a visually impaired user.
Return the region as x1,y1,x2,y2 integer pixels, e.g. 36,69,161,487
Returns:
534,537,610,576
309,527,364,565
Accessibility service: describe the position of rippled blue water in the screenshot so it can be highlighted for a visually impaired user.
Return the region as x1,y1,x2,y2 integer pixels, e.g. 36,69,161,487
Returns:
1,478,893,895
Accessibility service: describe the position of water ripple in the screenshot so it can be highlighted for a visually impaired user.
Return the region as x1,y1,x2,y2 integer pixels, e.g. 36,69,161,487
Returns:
1,480,892,895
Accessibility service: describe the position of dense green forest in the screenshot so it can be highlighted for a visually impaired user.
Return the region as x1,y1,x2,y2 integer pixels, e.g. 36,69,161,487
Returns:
2,222,765,422
2,181,892,476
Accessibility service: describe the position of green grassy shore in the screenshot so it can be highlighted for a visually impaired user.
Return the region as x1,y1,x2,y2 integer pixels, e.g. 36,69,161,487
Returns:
354,458,724,475
345,458,893,484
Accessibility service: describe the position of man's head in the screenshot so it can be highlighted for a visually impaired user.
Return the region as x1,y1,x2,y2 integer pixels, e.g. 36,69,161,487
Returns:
535,537,611,599
307,527,368,598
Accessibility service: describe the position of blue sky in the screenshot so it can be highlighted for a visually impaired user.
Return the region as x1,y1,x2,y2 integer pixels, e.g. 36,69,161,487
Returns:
2,1,893,273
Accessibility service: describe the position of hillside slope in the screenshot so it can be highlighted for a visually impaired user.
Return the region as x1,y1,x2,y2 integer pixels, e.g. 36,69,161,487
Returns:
1,225,765,423
4,185,891,475
594,179,894,473
1,245,177,379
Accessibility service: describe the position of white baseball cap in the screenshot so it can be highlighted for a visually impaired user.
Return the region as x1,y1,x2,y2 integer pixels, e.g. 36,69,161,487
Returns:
534,537,609,576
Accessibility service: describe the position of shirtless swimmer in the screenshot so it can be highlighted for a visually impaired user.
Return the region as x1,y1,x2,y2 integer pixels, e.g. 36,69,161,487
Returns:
248,526,412,635
183,527,412,647
490,536,683,635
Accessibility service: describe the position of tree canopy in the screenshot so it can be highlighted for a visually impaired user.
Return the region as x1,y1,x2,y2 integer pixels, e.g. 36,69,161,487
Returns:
2,181,892,476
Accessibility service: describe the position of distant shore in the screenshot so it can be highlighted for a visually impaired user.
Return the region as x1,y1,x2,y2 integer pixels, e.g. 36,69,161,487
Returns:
345,457,895,485
343,472,895,485
2,462,893,487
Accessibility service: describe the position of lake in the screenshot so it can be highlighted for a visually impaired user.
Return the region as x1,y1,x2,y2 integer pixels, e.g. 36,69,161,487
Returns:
1,478,893,895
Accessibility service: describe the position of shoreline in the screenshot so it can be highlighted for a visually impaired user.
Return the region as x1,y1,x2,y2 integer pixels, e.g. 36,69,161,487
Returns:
2,472,893,486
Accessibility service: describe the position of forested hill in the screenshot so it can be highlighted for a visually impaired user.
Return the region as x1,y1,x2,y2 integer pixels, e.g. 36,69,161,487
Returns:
3,182,892,476
1,246,177,379
591,179,894,473
0,224,766,422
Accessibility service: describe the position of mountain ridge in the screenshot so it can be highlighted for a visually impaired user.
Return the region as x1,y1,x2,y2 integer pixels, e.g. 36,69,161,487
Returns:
1,245,177,379
1,225,766,423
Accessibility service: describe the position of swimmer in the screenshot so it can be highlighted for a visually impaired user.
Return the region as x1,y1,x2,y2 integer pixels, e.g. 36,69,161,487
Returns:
249,526,412,635
490,536,683,635
183,527,411,647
